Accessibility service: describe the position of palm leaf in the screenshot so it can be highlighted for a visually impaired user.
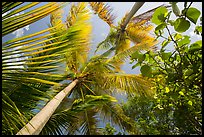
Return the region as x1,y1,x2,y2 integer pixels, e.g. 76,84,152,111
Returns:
99,102,140,134
126,21,156,47
131,4,171,24
89,2,116,27
2,2,67,36
2,2,23,14
41,94,117,135
64,2,92,73
94,28,118,54
102,74,153,97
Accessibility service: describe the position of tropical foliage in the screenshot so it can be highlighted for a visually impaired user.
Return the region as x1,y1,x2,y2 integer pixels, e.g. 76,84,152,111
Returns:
127,2,202,135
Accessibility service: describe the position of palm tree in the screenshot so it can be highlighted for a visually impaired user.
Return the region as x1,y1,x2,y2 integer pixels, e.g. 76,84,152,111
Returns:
2,2,76,135
14,2,154,135
90,2,170,71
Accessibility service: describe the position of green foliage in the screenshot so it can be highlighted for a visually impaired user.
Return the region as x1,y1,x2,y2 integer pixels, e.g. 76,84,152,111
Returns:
129,2,202,135
151,7,168,25
170,2,180,16
174,18,190,32
185,7,201,24
102,123,117,135
140,65,152,78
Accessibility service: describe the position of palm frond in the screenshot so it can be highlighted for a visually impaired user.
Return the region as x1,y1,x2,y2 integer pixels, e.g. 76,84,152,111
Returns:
131,4,171,24
95,28,118,54
126,21,157,47
2,91,29,135
80,55,115,79
2,2,67,36
99,102,140,134
101,74,154,97
65,2,92,73
41,94,117,135
2,2,23,14
89,2,116,27
105,37,157,72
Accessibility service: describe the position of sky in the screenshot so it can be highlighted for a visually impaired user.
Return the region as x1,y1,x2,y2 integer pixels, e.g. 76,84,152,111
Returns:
2,2,202,134
2,2,202,74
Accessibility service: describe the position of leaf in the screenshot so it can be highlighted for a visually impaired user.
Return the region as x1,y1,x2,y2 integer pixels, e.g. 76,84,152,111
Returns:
177,35,190,47
138,54,146,63
186,7,201,24
179,91,184,96
194,26,202,35
171,3,180,16
189,40,202,52
151,7,168,25
140,65,152,77
174,18,190,33
131,51,141,60
173,33,183,41
161,52,171,60
155,23,167,35
157,56,163,62
188,100,193,106
161,40,170,48
168,20,175,26
131,62,140,69
165,87,170,93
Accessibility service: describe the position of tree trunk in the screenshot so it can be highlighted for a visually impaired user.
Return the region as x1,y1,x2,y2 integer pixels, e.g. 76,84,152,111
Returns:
16,79,79,135
121,2,145,31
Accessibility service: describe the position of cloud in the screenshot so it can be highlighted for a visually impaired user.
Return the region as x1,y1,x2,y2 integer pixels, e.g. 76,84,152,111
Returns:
12,25,30,38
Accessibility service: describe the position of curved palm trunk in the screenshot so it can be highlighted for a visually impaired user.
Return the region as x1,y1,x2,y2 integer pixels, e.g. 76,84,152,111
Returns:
121,2,145,31
16,79,79,135
100,2,145,58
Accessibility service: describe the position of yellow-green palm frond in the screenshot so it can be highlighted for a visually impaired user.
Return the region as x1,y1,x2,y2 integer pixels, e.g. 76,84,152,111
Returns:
115,31,131,54
2,2,66,36
113,32,131,72
89,2,116,27
41,94,117,135
2,2,23,14
119,12,129,29
65,2,92,73
99,102,140,134
95,28,118,54
106,43,144,67
80,55,115,78
66,2,91,28
50,6,67,37
101,73,153,97
126,21,157,49
2,91,30,135
95,28,131,72
71,95,117,135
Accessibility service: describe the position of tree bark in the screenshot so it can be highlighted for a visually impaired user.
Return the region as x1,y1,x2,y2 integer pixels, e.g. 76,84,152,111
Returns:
121,2,145,31
16,79,79,135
